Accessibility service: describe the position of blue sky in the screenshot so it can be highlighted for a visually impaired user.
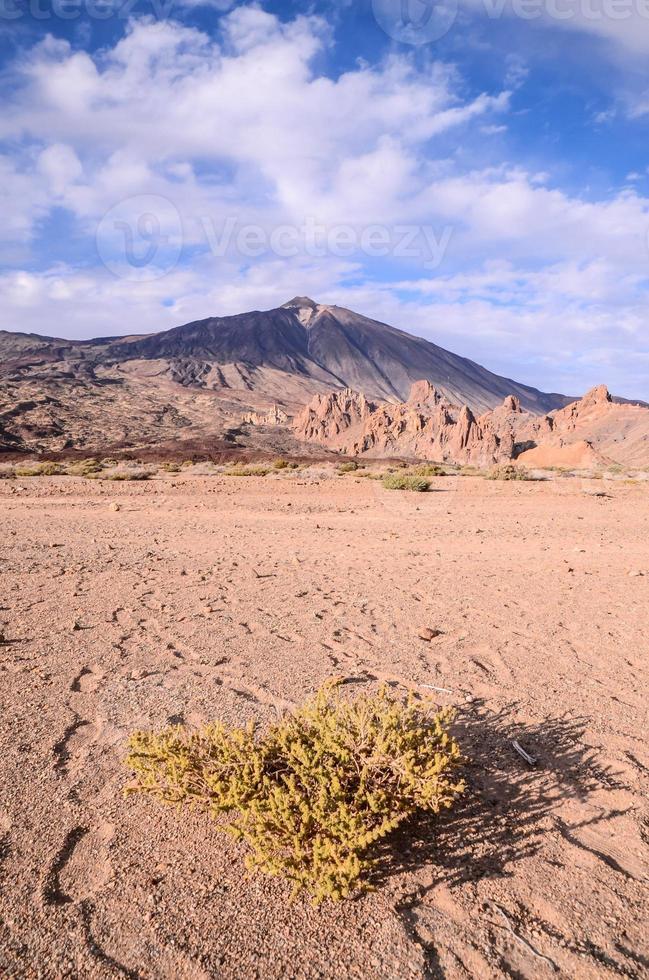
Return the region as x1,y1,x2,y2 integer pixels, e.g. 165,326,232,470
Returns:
0,0,648,398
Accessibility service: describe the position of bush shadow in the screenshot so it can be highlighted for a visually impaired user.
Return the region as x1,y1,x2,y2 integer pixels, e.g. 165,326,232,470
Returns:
372,700,630,891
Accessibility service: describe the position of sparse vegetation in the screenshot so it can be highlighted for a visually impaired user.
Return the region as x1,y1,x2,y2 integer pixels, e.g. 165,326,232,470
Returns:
486,463,529,481
13,461,64,477
356,470,382,480
125,682,464,904
337,461,359,473
160,462,182,473
66,458,103,476
224,465,270,477
273,458,299,470
411,464,447,477
97,468,155,481
382,474,430,492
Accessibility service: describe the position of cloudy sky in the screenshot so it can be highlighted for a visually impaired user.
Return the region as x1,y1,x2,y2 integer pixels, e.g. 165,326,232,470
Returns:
1,0,648,398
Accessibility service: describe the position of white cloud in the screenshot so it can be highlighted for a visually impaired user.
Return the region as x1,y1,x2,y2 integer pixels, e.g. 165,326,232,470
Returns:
0,10,648,399
0,13,508,236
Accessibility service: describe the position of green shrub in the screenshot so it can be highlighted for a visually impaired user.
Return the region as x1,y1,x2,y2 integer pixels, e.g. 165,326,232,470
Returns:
486,463,529,481
272,458,298,470
125,683,464,904
382,474,430,492
337,461,359,473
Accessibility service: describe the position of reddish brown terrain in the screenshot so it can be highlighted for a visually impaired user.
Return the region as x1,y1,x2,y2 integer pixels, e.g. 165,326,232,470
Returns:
1,467,648,978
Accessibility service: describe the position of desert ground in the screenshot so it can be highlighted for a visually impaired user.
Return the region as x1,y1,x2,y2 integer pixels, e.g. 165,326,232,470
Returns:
1,467,648,979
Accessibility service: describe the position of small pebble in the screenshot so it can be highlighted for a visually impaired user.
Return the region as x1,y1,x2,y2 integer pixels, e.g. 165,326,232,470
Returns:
417,627,443,641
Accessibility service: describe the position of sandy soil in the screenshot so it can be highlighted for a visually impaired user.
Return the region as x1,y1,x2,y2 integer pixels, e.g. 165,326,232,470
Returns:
1,470,648,979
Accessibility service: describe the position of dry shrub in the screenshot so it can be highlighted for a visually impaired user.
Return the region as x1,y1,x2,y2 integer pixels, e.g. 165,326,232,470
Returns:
13,461,64,477
382,473,430,492
273,458,298,470
337,460,359,473
224,465,270,477
486,463,529,481
125,683,464,903
411,464,447,477
95,467,155,481
66,458,103,477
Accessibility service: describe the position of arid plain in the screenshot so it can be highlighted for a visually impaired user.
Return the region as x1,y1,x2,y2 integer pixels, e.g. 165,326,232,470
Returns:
1,467,648,979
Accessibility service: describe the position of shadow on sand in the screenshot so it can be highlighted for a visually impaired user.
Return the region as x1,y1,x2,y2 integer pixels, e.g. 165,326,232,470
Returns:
370,702,632,976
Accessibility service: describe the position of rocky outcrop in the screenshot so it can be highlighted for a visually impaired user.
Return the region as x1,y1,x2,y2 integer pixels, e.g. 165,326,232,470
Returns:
294,381,522,464
293,381,649,467
242,405,292,426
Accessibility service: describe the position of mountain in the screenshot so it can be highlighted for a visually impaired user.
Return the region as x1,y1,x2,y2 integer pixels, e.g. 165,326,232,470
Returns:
92,296,569,413
0,295,613,457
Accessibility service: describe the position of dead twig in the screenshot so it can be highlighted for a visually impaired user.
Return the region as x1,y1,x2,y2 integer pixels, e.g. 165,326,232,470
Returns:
512,739,537,765
492,903,559,972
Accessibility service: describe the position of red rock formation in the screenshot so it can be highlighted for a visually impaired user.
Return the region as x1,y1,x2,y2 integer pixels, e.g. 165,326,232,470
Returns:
293,382,518,464
294,381,649,467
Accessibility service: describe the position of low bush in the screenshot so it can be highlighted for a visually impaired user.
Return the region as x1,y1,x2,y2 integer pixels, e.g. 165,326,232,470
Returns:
125,683,464,904
160,462,182,473
356,471,382,480
411,464,447,477
486,463,529,481
96,468,154,481
224,465,270,477
337,461,359,473
66,458,103,476
273,458,299,470
13,461,64,477
382,474,430,492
